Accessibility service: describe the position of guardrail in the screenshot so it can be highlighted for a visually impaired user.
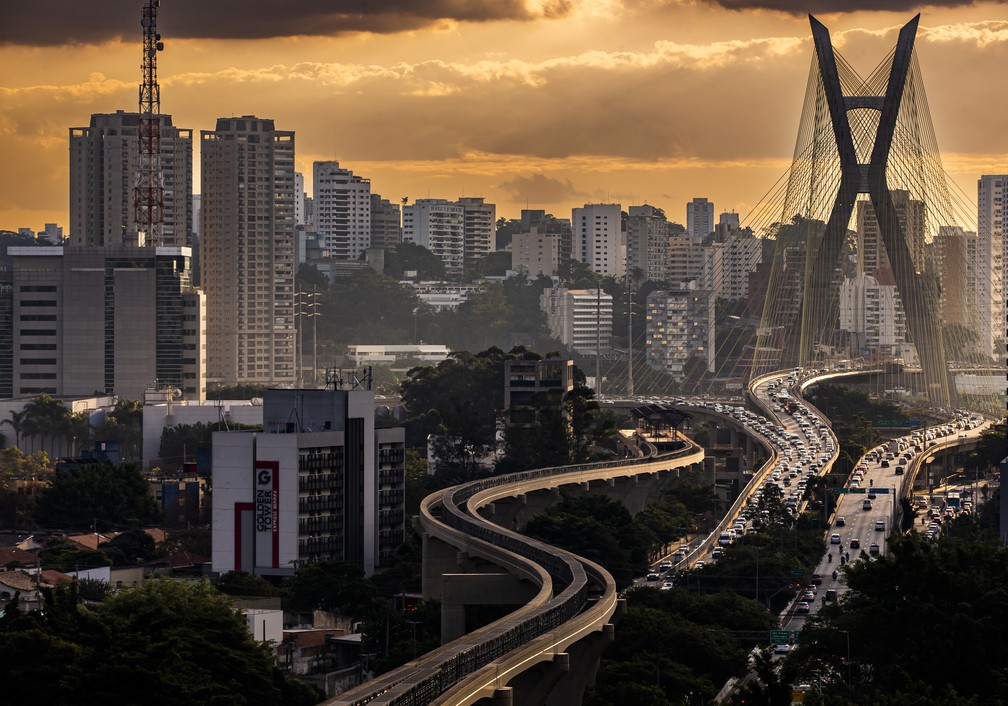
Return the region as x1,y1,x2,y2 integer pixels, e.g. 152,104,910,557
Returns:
326,442,704,706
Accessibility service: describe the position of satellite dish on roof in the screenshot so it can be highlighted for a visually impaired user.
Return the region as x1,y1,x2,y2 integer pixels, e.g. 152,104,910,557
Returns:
251,397,263,406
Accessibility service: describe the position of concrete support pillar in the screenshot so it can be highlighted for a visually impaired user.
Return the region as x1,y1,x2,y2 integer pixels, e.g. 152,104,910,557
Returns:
440,572,539,644
422,533,461,602
490,687,513,706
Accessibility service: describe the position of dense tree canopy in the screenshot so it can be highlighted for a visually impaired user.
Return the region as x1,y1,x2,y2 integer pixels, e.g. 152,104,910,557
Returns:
793,529,1008,706
32,461,161,530
0,579,320,705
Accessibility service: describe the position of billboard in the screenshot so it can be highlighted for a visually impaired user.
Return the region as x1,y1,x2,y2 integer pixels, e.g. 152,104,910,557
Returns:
254,460,280,568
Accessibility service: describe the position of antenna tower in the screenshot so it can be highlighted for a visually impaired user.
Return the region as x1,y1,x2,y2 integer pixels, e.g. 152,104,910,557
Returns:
133,0,165,247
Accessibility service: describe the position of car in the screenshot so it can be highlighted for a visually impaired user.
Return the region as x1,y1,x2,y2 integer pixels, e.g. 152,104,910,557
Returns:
796,601,811,614
712,547,724,559
695,560,706,569
867,490,876,499
874,520,885,531
810,573,823,585
863,500,873,510
773,643,792,654
646,571,660,581
824,588,838,601
850,538,861,549
881,459,890,468
895,466,904,475
835,516,846,527
805,584,818,594
660,581,674,591
869,542,880,555
659,561,672,571
802,590,816,601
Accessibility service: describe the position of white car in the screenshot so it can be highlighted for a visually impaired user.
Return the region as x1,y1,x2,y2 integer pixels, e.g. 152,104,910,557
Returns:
830,533,841,544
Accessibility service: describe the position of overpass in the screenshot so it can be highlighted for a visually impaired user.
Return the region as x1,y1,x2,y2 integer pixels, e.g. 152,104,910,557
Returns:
326,442,705,706
326,364,994,706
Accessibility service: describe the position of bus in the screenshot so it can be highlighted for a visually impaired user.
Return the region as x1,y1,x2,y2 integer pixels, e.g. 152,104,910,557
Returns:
946,491,961,509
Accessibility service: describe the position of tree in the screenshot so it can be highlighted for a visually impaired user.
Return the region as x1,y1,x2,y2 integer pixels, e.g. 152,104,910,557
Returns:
32,461,162,530
282,562,380,615
217,570,279,597
793,532,1008,705
0,579,321,705
95,398,143,461
2,409,26,448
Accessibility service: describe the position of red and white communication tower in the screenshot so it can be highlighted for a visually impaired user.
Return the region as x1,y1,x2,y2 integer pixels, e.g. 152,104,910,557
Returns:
133,0,165,247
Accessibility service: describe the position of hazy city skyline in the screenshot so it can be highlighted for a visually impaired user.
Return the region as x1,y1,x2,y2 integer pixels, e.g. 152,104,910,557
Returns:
1,1,1006,231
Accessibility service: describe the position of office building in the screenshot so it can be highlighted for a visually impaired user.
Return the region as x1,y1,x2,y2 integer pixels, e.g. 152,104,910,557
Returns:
370,195,402,251
686,198,715,239
511,227,562,277
458,197,496,273
504,358,574,427
540,287,613,355
625,205,670,283
294,171,307,227
571,203,623,278
70,110,193,247
402,199,466,276
645,287,715,379
2,246,205,401
977,175,1005,359
934,226,971,329
314,161,372,260
838,270,907,356
855,191,926,276
721,228,763,300
200,116,296,386
211,387,405,577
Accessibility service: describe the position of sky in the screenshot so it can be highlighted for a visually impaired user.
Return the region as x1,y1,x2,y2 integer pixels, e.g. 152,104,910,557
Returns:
1,0,1006,233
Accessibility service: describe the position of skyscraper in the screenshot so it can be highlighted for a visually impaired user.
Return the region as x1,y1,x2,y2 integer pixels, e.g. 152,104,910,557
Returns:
686,198,714,239
625,205,669,283
458,197,496,272
313,161,372,260
571,203,623,278
200,116,296,386
69,110,193,247
370,194,402,251
402,199,465,276
977,175,1006,359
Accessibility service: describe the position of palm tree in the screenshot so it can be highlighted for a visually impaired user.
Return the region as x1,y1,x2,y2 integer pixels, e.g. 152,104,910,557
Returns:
23,394,70,459
2,409,26,449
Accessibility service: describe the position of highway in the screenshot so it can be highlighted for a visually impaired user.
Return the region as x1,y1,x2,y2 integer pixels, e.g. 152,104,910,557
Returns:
330,363,993,706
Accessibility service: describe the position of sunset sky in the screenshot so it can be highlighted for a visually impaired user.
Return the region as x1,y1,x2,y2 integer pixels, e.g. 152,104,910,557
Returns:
1,0,1006,233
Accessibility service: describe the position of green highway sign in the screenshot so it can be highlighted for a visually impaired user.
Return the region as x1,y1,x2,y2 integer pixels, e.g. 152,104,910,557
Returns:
848,488,867,494
789,568,804,576
873,487,890,494
771,630,791,644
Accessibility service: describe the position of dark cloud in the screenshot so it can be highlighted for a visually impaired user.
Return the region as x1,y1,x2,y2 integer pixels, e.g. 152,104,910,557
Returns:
696,0,1000,13
0,0,572,46
497,173,589,203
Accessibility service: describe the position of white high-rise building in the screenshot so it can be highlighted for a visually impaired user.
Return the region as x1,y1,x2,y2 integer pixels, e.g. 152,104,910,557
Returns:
686,198,714,239
540,287,613,355
977,175,1006,359
572,203,623,278
458,197,496,272
402,199,465,276
839,271,907,357
721,229,763,300
69,110,193,247
313,161,372,260
201,116,296,386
